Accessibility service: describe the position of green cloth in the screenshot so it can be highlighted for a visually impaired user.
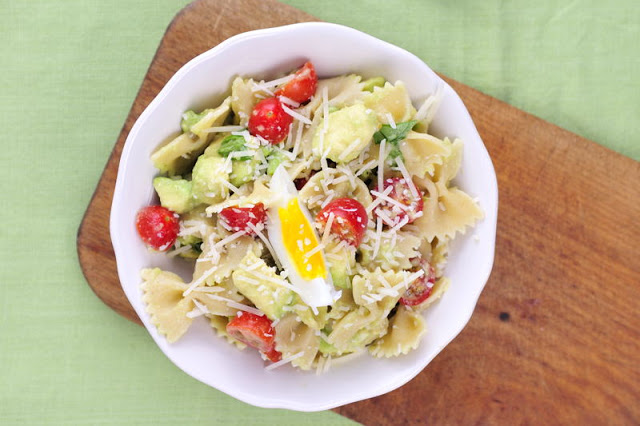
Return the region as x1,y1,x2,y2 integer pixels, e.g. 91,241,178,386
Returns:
0,0,637,424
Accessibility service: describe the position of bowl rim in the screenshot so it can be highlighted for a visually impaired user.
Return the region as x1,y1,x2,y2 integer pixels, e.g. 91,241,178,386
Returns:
110,21,498,411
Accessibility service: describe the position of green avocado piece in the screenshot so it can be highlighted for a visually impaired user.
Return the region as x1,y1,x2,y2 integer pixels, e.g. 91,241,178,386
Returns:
330,262,351,290
191,156,229,204
362,76,386,92
150,98,231,176
318,338,340,356
264,147,288,175
153,177,197,214
326,240,355,289
229,158,259,187
232,252,295,320
181,110,208,133
312,103,378,163
175,235,202,259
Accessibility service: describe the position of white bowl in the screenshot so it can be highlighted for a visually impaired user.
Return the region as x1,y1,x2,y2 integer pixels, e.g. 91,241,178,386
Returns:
110,22,498,411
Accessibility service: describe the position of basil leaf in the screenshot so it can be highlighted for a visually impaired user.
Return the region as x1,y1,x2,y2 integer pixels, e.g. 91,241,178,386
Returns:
388,145,403,160
218,134,251,160
373,120,417,145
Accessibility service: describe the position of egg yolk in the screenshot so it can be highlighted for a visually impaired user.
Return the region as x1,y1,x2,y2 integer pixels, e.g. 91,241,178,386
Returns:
278,198,327,281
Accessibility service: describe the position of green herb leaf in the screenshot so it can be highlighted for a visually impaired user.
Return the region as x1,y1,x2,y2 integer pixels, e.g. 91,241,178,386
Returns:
373,120,417,145
180,110,207,133
218,135,251,160
388,145,403,160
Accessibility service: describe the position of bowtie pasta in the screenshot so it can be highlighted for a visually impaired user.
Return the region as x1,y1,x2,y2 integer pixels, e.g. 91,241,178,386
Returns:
135,62,482,372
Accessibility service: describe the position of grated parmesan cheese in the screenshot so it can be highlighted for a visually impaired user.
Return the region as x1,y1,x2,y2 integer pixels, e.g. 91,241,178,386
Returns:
281,104,312,125
385,112,397,129
202,125,245,133
207,294,264,316
265,351,305,371
183,265,219,296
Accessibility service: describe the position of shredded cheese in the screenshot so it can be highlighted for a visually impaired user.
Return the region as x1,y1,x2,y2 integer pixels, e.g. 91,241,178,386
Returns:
366,185,393,214
265,351,305,371
278,95,300,108
183,265,218,296
246,223,282,270
371,189,410,212
213,230,246,250
207,294,264,316
221,179,240,194
303,243,326,259
372,217,383,259
321,212,336,247
394,157,419,199
385,112,397,129
378,138,386,191
202,125,245,133
281,104,312,125
337,138,361,162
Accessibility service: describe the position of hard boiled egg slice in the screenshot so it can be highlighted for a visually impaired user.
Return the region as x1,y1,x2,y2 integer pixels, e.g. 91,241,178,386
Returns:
266,165,339,308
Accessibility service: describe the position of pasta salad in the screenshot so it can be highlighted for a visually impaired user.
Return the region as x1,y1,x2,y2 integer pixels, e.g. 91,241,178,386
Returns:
135,62,482,372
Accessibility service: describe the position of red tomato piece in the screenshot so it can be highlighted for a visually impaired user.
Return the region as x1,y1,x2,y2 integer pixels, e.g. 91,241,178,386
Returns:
135,205,179,251
248,97,293,144
219,203,267,235
316,198,369,247
275,61,318,104
262,345,282,363
400,257,436,306
226,312,279,357
374,177,424,226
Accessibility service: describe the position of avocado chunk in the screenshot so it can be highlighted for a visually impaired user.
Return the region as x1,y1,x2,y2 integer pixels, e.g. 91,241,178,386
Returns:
150,97,231,176
191,156,229,204
318,337,340,356
262,146,289,175
362,76,386,92
325,239,355,289
181,110,208,133
229,158,259,187
312,103,377,163
175,235,202,259
329,260,351,290
232,252,295,320
153,177,197,214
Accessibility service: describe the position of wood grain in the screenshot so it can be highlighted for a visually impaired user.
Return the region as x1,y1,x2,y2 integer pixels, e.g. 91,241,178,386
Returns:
77,0,640,423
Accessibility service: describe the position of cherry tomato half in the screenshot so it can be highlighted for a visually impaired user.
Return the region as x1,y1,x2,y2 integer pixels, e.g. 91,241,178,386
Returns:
226,312,281,360
275,61,318,104
219,203,267,235
262,345,282,363
248,97,293,144
316,198,369,247
135,205,179,251
400,257,436,306
374,177,424,226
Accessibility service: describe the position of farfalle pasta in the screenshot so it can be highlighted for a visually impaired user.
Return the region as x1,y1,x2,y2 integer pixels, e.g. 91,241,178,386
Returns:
133,61,482,372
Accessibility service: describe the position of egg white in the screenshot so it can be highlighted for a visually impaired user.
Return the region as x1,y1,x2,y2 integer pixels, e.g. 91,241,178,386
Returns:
265,165,339,308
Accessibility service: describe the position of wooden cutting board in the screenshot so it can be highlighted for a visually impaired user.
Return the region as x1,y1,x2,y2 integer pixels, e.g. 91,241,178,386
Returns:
77,0,640,423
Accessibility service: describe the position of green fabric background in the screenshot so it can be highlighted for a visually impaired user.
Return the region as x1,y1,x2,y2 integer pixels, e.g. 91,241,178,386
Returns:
1,0,637,424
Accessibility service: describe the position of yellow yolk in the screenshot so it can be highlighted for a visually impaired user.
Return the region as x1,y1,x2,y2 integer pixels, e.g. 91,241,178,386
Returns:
278,198,327,281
